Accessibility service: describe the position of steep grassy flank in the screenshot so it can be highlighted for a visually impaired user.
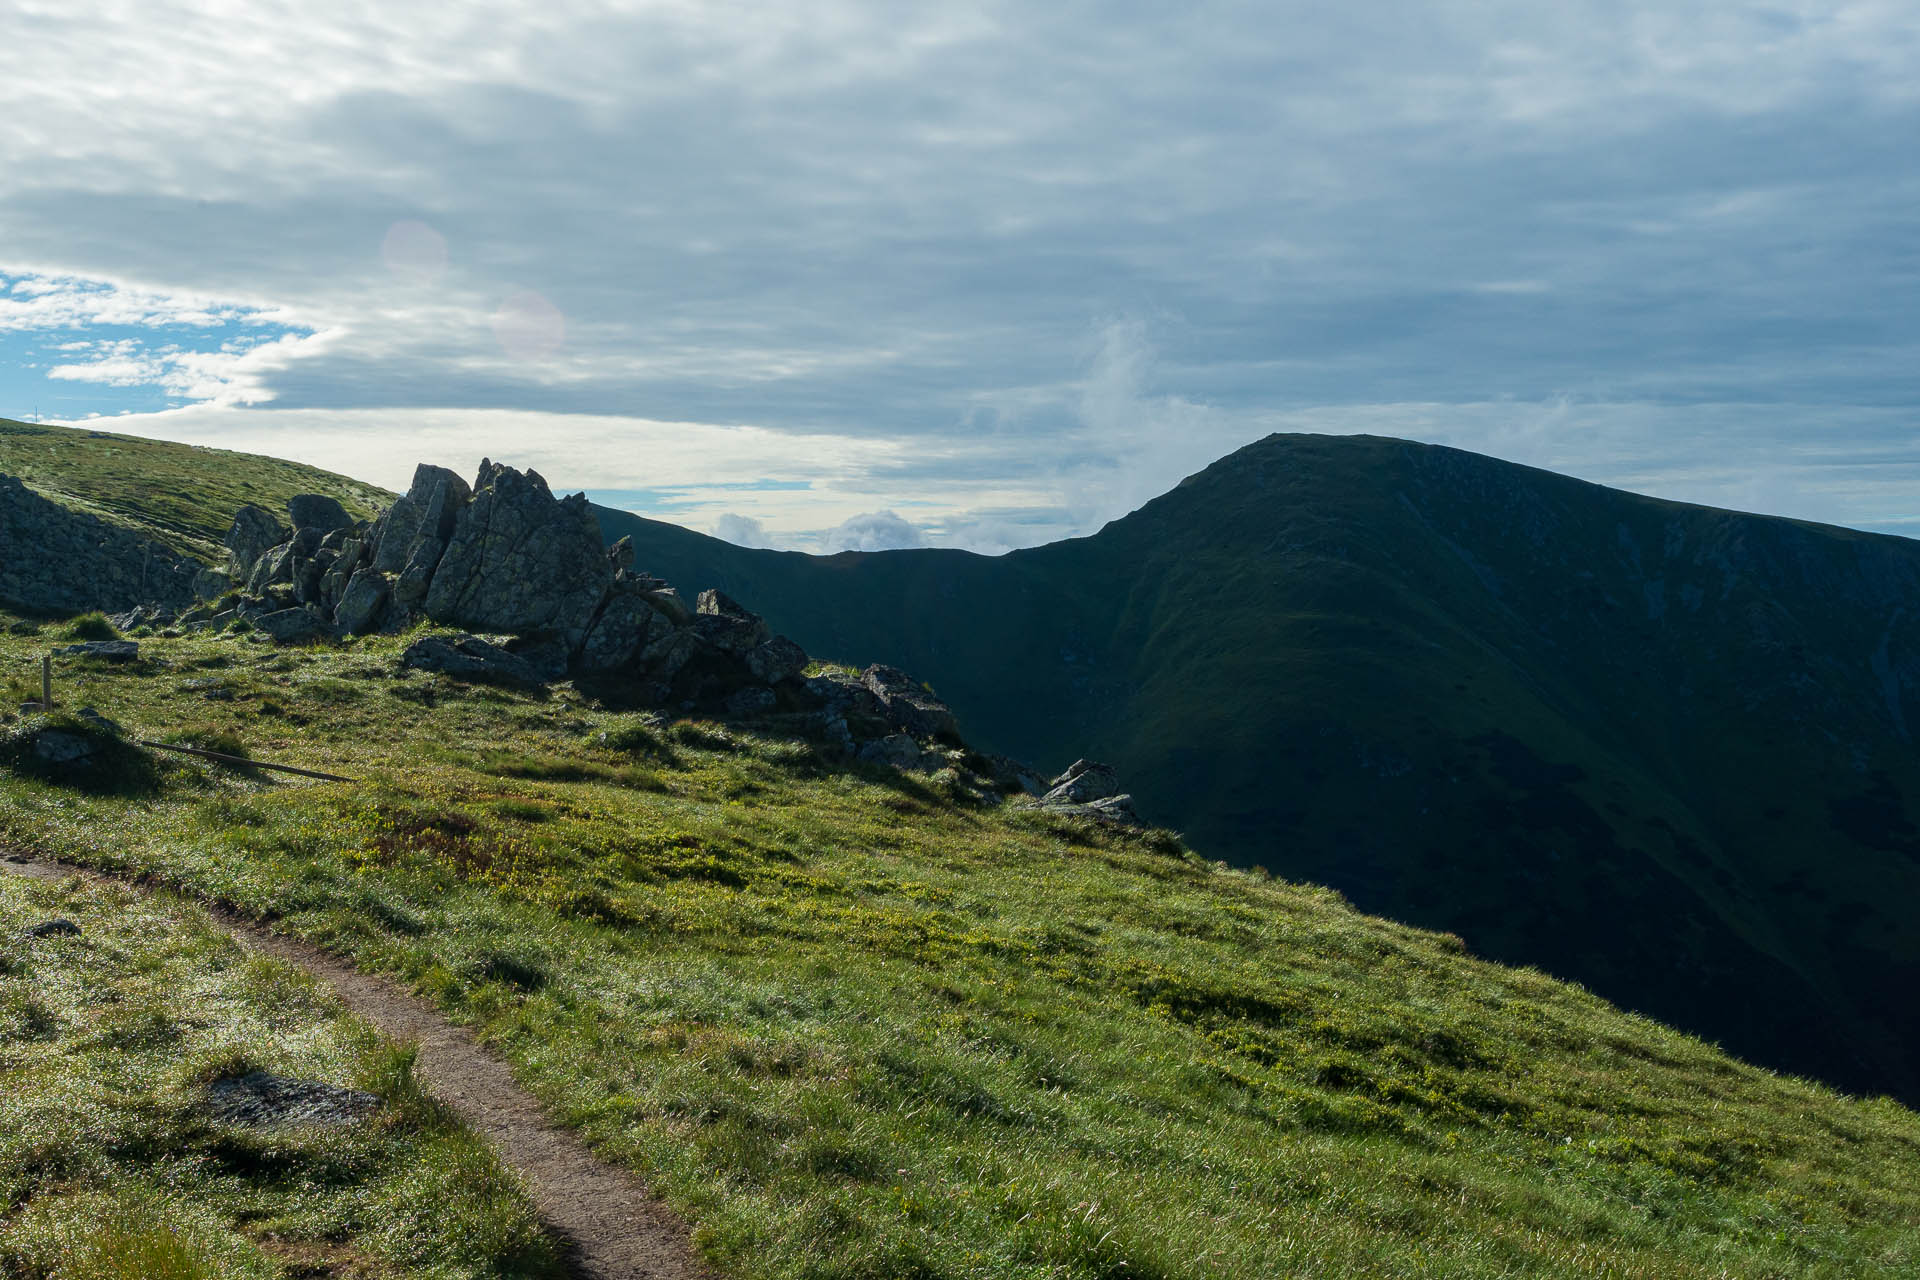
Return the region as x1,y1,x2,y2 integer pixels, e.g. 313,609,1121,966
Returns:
594,435,1920,1105
2,617,1916,1279
0,868,561,1278
0,417,390,560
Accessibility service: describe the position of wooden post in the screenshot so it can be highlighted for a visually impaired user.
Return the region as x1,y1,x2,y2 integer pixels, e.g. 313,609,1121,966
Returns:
41,654,50,712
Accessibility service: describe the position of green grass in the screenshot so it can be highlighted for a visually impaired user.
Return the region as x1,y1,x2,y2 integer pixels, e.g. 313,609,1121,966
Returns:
0,417,391,560
2,617,1917,1278
0,867,564,1279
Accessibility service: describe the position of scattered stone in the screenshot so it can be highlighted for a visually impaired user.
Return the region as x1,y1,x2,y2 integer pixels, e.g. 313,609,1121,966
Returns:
400,634,545,690
1043,759,1120,805
22,918,81,940
856,733,937,771
207,1071,379,1128
53,639,140,662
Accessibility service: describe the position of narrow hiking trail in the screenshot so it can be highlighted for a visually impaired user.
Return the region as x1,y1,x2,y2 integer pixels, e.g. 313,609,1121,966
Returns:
0,850,712,1280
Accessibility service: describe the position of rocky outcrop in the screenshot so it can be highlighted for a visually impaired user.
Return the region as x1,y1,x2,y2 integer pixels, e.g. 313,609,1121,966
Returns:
1027,759,1143,824
165,458,1132,810
0,473,204,615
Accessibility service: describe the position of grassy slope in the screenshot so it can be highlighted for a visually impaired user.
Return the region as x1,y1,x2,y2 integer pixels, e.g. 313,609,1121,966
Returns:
0,417,391,561
2,620,1917,1279
592,436,1920,1106
0,867,561,1279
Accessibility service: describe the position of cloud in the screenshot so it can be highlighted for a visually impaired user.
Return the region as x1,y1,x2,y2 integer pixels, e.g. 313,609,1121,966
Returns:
713,513,781,548
0,1,1917,545
823,510,927,553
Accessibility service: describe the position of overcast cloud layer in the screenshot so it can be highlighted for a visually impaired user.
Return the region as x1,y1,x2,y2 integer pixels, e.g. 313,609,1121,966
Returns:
3,1,1916,549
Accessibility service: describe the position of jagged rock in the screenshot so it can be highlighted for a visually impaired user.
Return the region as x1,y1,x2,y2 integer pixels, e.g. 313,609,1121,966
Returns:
287,494,353,533
1044,759,1120,804
224,504,288,580
862,664,959,740
253,608,332,646
400,634,544,689
608,535,636,573
579,589,663,673
391,535,443,609
371,464,470,575
746,636,809,685
724,685,779,718
54,641,139,662
637,627,699,680
248,543,296,594
645,588,694,626
333,568,391,635
0,473,203,615
423,461,612,648
693,611,768,656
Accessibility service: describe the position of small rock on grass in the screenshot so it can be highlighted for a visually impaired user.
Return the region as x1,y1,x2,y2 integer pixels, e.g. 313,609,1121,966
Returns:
207,1071,379,1128
22,919,81,939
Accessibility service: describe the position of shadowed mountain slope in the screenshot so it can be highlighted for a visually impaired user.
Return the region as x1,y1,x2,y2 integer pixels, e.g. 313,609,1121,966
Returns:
596,433,1920,1103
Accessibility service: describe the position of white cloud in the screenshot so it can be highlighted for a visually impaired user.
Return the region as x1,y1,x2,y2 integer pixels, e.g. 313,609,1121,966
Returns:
824,510,927,553
712,513,781,548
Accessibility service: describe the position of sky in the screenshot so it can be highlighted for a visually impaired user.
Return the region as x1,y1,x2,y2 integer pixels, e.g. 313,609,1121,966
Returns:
2,1,1916,551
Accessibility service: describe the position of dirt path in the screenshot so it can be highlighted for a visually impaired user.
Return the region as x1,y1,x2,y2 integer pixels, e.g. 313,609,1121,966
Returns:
0,851,712,1280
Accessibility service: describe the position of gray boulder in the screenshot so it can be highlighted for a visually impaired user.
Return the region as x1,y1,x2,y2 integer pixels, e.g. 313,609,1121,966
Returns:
1043,759,1120,804
224,504,288,579
857,733,937,771
423,461,611,648
400,633,545,690
861,664,959,740
746,635,809,685
54,640,139,662
333,569,391,635
579,589,663,672
371,464,470,574
287,494,353,533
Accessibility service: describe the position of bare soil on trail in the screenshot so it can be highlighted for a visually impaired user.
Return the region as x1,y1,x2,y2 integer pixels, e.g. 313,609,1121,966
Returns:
1,851,713,1280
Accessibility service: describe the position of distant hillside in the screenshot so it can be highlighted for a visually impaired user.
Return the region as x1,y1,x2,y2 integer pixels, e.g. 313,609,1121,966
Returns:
0,417,390,560
596,434,1920,1104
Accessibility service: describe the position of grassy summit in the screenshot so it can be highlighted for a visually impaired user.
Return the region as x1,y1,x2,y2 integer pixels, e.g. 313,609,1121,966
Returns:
1,619,1916,1278
0,417,389,561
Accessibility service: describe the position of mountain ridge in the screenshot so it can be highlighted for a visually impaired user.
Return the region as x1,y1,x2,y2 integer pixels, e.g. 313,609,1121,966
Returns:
592,433,1920,1104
